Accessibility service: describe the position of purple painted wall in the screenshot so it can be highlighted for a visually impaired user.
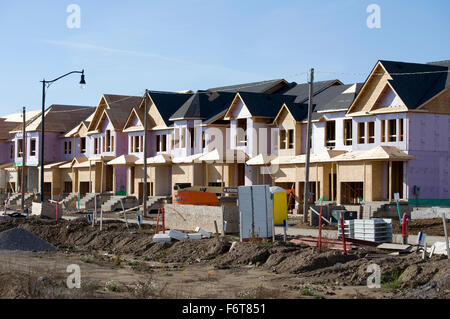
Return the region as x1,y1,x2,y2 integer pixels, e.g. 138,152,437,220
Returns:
0,141,13,164
407,113,450,200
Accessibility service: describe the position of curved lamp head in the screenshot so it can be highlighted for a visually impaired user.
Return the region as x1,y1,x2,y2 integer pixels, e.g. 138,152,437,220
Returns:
79,70,86,89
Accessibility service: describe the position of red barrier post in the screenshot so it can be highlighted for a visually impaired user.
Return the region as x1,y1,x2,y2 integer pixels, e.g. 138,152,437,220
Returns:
340,213,347,255
401,213,409,245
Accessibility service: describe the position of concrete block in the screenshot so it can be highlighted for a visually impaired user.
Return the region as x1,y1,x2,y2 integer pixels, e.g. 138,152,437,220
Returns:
195,227,211,238
169,229,188,241
153,233,171,243
188,233,202,240
165,204,239,234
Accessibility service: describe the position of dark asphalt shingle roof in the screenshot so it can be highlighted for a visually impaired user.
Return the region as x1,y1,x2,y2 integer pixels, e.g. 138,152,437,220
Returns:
206,79,288,93
318,83,364,112
280,79,343,103
146,91,193,126
379,60,450,109
281,83,362,122
169,91,236,121
236,92,297,118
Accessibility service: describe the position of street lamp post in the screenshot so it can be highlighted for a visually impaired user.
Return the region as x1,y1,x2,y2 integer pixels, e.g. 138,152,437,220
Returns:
39,70,86,202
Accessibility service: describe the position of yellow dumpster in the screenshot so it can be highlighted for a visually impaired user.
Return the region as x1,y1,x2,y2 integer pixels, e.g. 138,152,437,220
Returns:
270,186,288,226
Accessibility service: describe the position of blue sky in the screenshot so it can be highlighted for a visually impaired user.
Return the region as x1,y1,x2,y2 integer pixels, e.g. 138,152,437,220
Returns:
0,0,449,116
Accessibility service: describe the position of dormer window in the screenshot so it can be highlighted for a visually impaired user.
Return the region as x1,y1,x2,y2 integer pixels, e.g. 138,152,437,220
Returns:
325,121,336,147
388,119,396,142
106,130,111,152
236,119,247,147
80,137,86,153
280,130,286,149
358,122,365,144
280,129,294,150
368,122,375,144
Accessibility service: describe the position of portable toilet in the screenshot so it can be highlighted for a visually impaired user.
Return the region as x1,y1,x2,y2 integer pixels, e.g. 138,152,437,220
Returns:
270,186,288,226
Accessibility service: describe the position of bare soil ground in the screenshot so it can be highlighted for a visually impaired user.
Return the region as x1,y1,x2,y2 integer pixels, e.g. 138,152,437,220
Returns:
0,217,448,299
392,218,449,236
289,216,449,237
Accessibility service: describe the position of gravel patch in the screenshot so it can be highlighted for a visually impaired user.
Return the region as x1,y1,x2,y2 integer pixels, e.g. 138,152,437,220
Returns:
0,227,57,252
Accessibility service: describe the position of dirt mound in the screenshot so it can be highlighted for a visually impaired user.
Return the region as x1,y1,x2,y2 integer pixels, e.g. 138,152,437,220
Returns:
0,227,57,252
271,249,361,274
214,242,307,269
395,265,450,299
392,218,448,236
155,238,230,263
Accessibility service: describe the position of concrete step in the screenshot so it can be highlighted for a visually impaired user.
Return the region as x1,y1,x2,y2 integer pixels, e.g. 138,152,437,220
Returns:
144,196,170,213
60,193,78,210
101,196,138,212
79,193,112,210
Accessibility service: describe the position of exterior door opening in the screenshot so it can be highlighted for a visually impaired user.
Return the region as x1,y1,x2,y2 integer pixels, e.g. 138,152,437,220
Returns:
341,182,363,204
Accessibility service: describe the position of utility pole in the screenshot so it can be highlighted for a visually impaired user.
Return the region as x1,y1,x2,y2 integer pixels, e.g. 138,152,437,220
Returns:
21,107,26,215
303,68,314,224
143,90,149,217
40,80,45,202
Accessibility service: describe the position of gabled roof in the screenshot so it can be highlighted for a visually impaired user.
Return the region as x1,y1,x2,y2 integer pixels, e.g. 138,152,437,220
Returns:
169,91,236,121
318,83,364,112
280,79,343,103
206,79,289,94
225,92,297,119
122,107,145,132
273,83,360,123
141,91,193,127
11,105,94,134
64,120,90,138
378,60,449,110
99,94,143,130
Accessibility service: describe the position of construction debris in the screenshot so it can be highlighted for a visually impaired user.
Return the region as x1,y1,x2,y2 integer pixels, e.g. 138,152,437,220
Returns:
187,233,202,240
427,242,449,256
377,243,413,252
168,229,188,241
195,227,211,238
153,233,171,243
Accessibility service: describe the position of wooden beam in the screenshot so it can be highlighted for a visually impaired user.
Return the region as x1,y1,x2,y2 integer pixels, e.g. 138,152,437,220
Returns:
363,161,366,201
336,162,340,204
100,161,104,194
113,166,116,193
89,160,92,193
406,161,409,200
331,163,334,201
389,161,392,202
315,164,319,201
221,163,224,187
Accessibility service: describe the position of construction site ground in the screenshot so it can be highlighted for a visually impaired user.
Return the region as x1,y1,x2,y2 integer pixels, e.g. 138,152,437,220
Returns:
0,216,448,299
